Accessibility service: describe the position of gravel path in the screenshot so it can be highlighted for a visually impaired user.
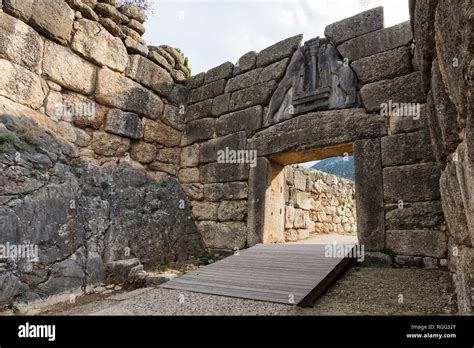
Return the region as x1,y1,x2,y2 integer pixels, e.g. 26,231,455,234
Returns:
55,267,455,316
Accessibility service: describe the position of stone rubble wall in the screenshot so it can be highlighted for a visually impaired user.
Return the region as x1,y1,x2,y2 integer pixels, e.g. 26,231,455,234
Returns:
0,0,202,305
410,0,473,315
283,166,356,242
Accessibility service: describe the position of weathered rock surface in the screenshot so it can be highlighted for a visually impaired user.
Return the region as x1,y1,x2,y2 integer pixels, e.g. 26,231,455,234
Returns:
383,163,441,202
385,201,444,230
360,72,426,112
325,6,384,45
381,130,435,167
249,109,386,157
0,105,203,302
181,118,215,146
386,230,447,258
0,58,45,109
426,60,460,167
256,34,302,67
29,0,74,45
216,106,262,137
351,46,412,84
354,138,384,250
96,68,164,119
105,109,143,140
126,55,173,93
197,221,247,249
71,19,128,72
142,118,181,147
205,62,234,84
338,21,412,61
0,12,44,72
43,41,96,95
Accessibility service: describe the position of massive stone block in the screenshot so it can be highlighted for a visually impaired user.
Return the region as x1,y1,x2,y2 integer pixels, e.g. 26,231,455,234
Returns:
105,109,143,140
225,68,262,93
204,182,248,201
91,131,130,156
130,142,157,164
29,0,74,45
258,58,289,83
388,104,428,135
386,230,447,258
71,19,128,72
96,68,164,119
197,221,247,249
126,55,173,93
434,0,471,119
0,58,45,109
185,99,212,123
229,80,277,112
360,72,426,112
95,2,128,24
256,34,302,68
188,79,226,104
3,0,34,22
142,118,181,147
218,200,247,221
411,0,437,93
383,163,441,203
0,12,44,72
354,138,385,250
204,61,234,83
216,105,262,137
161,104,184,131
43,41,96,95
200,162,249,183
199,132,246,164
385,201,444,230
249,109,386,158
247,157,271,246
211,93,230,116
337,21,412,61
324,6,384,45
440,151,471,246
426,59,460,167
351,46,412,84
381,129,435,167
234,51,257,75
181,118,215,146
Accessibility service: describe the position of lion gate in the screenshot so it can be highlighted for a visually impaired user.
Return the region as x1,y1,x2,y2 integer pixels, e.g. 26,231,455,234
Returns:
181,7,446,266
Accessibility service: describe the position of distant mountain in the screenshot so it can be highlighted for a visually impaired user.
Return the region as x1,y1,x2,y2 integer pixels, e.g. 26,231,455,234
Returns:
311,156,354,181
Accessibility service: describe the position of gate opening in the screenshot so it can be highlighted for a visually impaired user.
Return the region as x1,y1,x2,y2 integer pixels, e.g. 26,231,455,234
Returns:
262,149,358,246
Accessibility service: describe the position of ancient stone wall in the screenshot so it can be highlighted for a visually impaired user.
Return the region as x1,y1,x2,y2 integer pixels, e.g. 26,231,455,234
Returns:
0,0,470,315
283,166,356,242
180,35,302,250
0,0,202,305
182,6,447,269
410,0,473,315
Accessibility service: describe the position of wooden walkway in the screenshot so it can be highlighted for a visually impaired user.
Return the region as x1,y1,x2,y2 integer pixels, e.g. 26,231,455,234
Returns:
162,243,354,306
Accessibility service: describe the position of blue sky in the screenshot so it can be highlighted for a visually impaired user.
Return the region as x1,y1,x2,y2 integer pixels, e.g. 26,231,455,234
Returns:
144,0,410,74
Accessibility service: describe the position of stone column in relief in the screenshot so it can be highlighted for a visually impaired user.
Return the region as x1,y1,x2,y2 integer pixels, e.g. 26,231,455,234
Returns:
354,137,385,250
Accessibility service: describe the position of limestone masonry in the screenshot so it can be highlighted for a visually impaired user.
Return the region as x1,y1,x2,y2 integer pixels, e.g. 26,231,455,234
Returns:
0,0,472,315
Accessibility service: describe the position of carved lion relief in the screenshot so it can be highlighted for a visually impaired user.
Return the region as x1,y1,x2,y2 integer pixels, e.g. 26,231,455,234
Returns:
264,37,360,127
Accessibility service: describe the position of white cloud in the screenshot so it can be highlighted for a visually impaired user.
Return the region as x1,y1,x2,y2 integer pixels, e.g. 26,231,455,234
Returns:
143,0,409,74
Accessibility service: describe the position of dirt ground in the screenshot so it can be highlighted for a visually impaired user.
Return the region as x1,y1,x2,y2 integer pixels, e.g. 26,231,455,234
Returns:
15,266,455,316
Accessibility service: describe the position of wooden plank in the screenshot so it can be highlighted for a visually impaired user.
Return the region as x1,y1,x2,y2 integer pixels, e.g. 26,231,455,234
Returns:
162,243,354,306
